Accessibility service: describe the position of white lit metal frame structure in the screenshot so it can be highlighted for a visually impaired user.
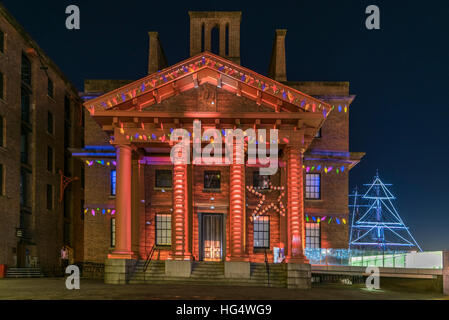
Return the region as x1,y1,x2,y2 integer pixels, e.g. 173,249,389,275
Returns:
349,173,422,252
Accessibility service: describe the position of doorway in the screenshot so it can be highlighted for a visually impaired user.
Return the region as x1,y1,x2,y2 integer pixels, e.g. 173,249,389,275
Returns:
200,214,223,261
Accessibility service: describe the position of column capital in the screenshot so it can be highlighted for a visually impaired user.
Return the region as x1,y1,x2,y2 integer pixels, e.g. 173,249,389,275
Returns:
114,144,136,152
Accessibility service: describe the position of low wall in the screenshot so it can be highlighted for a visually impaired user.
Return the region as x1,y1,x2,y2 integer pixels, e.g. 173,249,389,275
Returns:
80,262,105,280
312,265,444,293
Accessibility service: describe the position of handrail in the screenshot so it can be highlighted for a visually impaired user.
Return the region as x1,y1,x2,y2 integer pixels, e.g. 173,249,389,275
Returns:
143,244,156,273
264,249,270,286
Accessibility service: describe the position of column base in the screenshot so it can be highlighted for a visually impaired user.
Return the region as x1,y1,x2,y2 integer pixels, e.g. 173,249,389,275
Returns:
165,260,192,278
286,263,311,289
104,258,137,284
107,251,136,260
167,253,192,261
285,254,309,264
224,261,250,279
226,255,250,262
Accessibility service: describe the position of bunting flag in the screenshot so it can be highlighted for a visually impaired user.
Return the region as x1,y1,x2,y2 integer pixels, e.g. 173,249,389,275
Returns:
303,165,347,174
84,207,115,216
88,54,332,117
305,214,347,225
85,160,116,167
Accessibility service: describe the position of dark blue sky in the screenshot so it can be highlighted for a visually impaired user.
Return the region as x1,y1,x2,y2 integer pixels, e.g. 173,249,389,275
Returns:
3,0,448,250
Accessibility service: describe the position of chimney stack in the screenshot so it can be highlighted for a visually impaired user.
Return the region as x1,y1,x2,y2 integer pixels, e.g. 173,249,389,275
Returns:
268,29,287,82
148,31,168,74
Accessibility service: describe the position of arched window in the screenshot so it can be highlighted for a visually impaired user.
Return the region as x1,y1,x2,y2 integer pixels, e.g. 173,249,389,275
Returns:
211,25,219,54
225,23,229,56
201,23,205,52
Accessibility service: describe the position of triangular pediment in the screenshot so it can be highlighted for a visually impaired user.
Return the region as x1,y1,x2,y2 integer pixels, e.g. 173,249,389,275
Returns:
143,82,275,114
84,52,331,117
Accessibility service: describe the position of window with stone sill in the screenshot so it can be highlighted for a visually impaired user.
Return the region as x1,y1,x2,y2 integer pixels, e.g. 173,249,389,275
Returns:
156,214,171,246
47,77,53,98
253,171,270,190
0,115,4,147
305,222,320,249
111,218,116,248
254,215,270,249
0,72,4,100
155,169,172,189
204,171,221,190
47,111,53,134
305,173,321,200
46,184,53,210
47,146,53,172
110,169,116,196
0,29,4,53
21,52,31,87
0,163,4,196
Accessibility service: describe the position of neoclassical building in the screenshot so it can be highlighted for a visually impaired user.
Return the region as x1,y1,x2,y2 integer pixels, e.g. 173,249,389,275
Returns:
75,11,363,287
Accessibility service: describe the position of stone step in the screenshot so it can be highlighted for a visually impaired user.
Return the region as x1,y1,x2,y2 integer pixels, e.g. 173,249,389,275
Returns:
128,261,288,287
129,278,286,287
192,265,224,269
6,267,45,278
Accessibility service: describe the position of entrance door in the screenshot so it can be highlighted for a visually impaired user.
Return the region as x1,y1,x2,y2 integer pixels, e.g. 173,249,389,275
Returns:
202,214,223,261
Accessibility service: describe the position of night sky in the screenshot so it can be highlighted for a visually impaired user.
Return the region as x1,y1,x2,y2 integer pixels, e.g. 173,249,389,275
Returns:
3,0,448,250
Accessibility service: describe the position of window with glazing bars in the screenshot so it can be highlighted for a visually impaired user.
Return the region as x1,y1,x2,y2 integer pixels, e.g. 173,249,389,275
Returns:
21,53,31,86
111,218,116,247
253,171,270,190
305,173,320,199
204,171,221,189
155,170,172,188
47,77,53,98
254,216,270,248
305,222,320,249
0,72,4,100
110,170,116,196
0,115,4,147
156,214,172,245
46,184,53,210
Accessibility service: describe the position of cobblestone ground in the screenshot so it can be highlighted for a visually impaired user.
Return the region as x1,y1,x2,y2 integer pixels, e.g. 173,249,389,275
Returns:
0,278,446,300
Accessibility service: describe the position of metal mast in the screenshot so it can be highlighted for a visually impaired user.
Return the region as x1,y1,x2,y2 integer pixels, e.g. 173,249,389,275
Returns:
349,172,422,252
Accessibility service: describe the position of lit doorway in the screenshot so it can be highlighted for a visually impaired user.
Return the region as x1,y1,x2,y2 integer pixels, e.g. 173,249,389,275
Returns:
200,213,224,261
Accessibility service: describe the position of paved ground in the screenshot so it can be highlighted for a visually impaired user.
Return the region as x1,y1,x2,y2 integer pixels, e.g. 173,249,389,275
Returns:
0,278,447,300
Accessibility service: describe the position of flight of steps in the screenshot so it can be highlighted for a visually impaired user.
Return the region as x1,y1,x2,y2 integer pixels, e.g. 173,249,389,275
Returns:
249,263,287,288
129,260,287,287
128,260,165,284
6,267,45,278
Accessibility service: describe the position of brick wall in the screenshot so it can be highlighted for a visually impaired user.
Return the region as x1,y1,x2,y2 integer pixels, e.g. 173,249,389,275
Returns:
0,5,83,270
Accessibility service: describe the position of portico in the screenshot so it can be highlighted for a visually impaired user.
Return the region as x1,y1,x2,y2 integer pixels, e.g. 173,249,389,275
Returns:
83,52,331,287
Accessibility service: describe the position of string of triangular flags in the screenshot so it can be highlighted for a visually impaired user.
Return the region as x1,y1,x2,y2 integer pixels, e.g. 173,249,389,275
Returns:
306,214,347,225
303,165,347,175
90,56,348,118
84,207,115,216
84,160,116,167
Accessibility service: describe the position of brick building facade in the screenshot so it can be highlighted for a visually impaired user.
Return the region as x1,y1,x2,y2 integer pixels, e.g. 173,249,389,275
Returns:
0,4,84,273
76,11,363,286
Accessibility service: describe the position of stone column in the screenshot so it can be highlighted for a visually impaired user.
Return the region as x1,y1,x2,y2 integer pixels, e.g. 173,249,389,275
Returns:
285,146,307,264
285,145,310,289
170,163,191,260
109,144,134,259
229,143,246,261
